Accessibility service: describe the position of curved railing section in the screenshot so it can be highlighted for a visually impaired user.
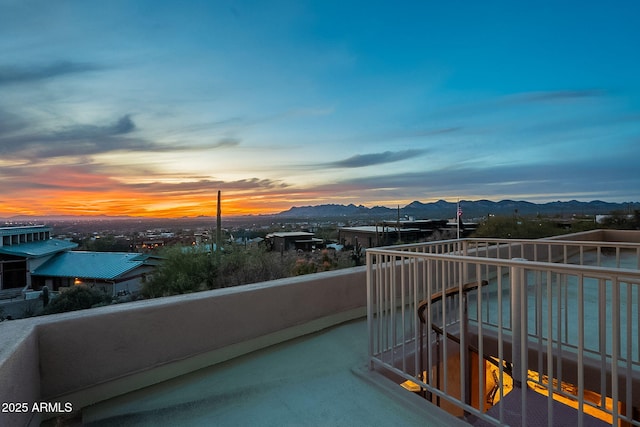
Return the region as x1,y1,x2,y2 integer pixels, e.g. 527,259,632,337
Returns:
367,238,640,426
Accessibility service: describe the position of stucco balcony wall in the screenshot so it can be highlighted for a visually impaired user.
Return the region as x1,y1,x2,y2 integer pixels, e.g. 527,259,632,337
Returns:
0,266,367,426
0,324,40,427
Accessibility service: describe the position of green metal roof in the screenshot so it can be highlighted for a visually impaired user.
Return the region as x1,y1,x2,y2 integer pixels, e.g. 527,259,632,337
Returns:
32,251,149,280
0,239,77,257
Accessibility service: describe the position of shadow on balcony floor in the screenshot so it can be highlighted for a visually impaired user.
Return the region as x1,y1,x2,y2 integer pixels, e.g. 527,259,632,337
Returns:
81,319,464,427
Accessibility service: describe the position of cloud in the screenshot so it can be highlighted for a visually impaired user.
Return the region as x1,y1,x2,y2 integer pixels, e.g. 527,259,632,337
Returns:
0,160,291,217
112,115,136,134
325,149,428,168
53,114,136,140
422,89,609,126
323,152,640,203
506,89,606,104
0,109,28,134
357,127,461,144
211,137,240,148
0,163,122,192
0,114,156,158
0,61,102,86
126,177,286,194
0,107,246,160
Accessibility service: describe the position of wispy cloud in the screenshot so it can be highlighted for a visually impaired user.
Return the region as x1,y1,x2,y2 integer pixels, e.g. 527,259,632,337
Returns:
0,114,157,159
211,137,241,148
0,61,102,86
325,149,428,168
506,89,606,104
55,114,136,139
127,177,286,193
0,109,28,134
423,89,609,126
328,154,640,202
355,127,461,144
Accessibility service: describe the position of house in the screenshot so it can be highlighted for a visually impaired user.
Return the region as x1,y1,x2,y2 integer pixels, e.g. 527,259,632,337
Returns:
0,225,161,300
265,231,323,252
338,219,476,249
0,226,77,296
31,251,162,297
338,225,422,248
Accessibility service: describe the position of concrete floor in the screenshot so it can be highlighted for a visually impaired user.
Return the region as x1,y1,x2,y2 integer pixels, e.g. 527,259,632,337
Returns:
81,319,467,427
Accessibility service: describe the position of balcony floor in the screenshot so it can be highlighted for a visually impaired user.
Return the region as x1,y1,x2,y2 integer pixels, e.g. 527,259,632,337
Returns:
82,319,466,427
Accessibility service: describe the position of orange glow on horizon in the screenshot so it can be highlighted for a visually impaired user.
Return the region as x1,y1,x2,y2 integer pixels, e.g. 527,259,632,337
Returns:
0,191,296,218
1,179,332,219
0,165,336,218
0,189,428,218
0,166,303,218
0,165,423,218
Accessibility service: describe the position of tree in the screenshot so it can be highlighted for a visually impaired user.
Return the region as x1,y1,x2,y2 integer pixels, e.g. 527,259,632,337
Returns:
76,235,132,252
141,245,213,297
42,286,111,315
599,210,640,229
139,242,357,298
473,216,577,239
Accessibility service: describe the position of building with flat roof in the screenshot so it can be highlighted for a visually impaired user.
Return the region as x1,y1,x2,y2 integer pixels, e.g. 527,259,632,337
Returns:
0,226,77,294
338,219,476,249
265,231,323,252
338,225,422,248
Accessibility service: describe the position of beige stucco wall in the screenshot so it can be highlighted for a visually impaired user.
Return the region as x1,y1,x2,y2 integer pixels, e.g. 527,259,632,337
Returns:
547,228,640,243
0,266,367,426
0,323,41,427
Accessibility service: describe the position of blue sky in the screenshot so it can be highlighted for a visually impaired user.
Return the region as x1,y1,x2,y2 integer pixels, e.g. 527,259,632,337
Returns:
1,0,639,217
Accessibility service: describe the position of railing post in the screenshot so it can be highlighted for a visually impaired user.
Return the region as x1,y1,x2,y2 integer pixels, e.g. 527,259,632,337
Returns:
510,258,527,389
366,250,374,370
462,291,471,406
511,258,528,427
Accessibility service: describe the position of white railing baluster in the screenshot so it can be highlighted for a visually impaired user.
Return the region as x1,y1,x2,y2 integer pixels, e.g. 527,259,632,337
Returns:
497,269,505,424
626,280,633,421
577,273,584,427
556,272,563,395
547,270,553,427
477,263,485,414
612,277,620,427
598,278,607,409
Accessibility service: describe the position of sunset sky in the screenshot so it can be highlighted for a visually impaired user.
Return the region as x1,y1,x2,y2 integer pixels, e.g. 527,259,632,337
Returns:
1,1,639,218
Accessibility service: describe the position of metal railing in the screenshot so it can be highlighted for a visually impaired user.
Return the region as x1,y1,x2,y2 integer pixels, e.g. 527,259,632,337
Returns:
367,238,640,426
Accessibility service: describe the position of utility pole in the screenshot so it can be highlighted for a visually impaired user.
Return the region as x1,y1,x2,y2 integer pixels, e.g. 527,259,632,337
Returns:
457,200,461,240
209,190,221,288
397,205,401,244
216,190,222,261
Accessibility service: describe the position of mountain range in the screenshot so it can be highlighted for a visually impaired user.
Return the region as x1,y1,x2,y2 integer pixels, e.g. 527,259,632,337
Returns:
277,199,640,220
3,200,638,223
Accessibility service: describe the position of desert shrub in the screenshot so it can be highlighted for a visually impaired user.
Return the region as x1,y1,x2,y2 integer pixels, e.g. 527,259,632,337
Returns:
141,245,213,297
42,286,111,315
473,216,570,239
291,257,318,276
218,245,292,286
140,243,358,297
